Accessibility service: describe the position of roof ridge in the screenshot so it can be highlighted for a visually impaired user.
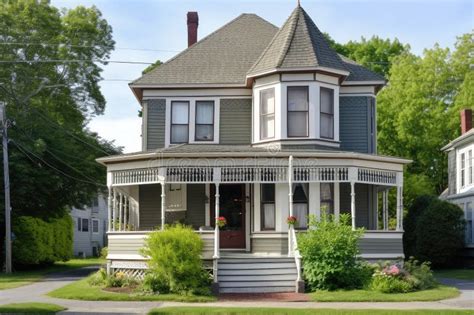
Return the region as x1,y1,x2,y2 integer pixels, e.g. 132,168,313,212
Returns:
131,14,275,85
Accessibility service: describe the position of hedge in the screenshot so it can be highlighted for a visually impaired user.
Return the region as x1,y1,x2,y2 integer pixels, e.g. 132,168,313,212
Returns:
12,214,73,266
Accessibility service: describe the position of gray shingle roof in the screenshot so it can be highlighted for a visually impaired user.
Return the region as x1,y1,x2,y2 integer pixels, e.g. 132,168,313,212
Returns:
339,54,385,82
131,14,278,86
247,5,347,76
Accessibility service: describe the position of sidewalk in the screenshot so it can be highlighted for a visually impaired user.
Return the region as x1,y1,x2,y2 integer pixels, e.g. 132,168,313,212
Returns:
0,268,472,314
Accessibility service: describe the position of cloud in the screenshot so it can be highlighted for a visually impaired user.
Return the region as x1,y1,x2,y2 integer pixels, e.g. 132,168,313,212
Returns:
88,116,142,153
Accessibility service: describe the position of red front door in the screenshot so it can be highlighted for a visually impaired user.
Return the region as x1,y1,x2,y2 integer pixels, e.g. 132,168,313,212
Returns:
210,184,246,249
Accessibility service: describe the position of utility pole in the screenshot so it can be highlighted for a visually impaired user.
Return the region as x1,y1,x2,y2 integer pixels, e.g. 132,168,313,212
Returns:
0,102,12,273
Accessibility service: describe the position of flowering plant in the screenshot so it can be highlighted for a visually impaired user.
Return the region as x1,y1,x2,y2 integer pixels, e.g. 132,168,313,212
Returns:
216,216,227,228
287,216,297,226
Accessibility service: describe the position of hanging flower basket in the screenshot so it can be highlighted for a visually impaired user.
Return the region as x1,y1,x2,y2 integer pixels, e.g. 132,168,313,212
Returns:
287,215,297,226
216,216,227,228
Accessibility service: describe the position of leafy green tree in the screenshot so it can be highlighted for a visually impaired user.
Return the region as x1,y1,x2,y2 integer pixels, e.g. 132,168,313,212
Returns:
0,0,118,265
377,33,474,195
142,60,162,75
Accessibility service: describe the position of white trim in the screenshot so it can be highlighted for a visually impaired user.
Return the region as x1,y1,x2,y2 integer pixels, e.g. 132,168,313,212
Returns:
130,83,247,89
107,233,147,239
247,66,350,79
362,231,403,239
92,218,100,234
334,182,340,220
250,233,288,239
107,254,146,260
340,93,376,98
143,88,251,98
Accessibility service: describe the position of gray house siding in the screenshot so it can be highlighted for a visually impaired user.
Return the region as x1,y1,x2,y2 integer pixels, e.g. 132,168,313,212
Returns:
220,98,252,145
339,96,376,154
340,183,375,229
146,99,166,150
448,150,457,196
185,184,206,229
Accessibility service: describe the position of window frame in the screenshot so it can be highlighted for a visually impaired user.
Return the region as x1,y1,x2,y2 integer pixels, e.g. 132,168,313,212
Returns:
92,219,99,234
170,101,190,144
287,86,309,138
194,100,215,142
81,218,89,232
260,88,275,140
320,87,335,140
293,183,309,230
461,152,466,188
260,184,276,231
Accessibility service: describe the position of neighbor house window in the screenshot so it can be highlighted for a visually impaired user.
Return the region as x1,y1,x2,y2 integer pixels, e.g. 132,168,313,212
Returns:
195,101,214,141
469,150,472,185
92,219,99,233
320,183,334,216
78,218,89,232
293,183,309,229
170,101,189,144
260,88,275,140
461,153,466,187
287,86,309,137
261,184,275,230
320,87,334,139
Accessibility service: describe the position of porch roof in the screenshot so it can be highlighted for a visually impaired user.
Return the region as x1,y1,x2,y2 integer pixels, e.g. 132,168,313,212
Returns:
96,144,411,166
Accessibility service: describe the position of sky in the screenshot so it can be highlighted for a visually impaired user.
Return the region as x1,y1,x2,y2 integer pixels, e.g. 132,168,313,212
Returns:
51,0,473,153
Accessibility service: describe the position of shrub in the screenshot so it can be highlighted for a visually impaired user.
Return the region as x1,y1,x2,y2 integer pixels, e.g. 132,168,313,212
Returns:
415,199,465,267
370,274,413,293
141,272,170,294
105,271,139,288
88,268,107,286
141,224,211,295
297,214,370,291
100,247,108,259
12,214,73,266
404,257,436,290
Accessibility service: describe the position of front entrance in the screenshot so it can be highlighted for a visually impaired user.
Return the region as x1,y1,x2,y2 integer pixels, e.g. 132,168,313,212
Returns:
211,184,246,249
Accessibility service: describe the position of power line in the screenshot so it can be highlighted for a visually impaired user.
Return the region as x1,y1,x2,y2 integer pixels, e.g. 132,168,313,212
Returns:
10,139,105,187
0,59,154,65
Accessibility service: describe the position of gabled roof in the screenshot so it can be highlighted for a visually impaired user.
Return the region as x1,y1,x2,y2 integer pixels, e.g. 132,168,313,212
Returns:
131,14,278,87
441,128,474,151
247,5,348,77
339,54,385,82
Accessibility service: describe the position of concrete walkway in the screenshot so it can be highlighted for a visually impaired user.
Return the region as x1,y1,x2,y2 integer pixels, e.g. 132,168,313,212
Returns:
0,267,472,314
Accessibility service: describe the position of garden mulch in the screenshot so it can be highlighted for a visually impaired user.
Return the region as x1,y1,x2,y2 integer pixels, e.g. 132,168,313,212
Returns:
218,292,310,302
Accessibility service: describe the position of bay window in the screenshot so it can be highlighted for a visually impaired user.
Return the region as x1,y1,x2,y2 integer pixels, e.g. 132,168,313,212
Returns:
260,88,275,140
195,101,214,141
287,86,309,137
320,87,334,139
171,101,189,144
293,183,309,229
261,184,275,230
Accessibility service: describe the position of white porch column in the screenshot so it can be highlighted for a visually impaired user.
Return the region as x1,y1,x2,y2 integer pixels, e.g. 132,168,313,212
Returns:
348,167,357,230
161,182,166,231
213,183,220,259
107,186,112,232
334,182,340,222
288,156,294,256
124,197,128,231
118,193,123,231
112,188,117,231
396,172,404,231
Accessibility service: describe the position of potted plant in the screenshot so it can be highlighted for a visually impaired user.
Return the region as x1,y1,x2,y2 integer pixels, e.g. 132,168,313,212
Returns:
287,215,297,227
216,216,227,228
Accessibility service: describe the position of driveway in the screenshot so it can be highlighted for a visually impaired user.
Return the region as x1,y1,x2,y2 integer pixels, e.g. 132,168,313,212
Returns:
0,268,472,314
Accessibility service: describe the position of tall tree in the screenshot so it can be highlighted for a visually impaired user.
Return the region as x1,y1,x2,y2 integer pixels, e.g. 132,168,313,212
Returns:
377,32,474,197
0,1,118,222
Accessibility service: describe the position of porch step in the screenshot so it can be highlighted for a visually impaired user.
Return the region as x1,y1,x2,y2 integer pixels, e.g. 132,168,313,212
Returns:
217,256,298,293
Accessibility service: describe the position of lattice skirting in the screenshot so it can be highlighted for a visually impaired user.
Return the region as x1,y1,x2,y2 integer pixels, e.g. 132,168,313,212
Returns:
110,260,148,279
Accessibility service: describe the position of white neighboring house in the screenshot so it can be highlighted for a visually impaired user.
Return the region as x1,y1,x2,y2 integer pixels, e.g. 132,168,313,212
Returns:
441,109,474,258
71,194,108,257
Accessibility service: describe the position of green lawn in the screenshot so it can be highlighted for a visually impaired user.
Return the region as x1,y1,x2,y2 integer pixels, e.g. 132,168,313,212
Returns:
0,258,104,290
149,308,472,315
47,274,216,302
434,268,474,281
0,302,66,314
309,285,459,302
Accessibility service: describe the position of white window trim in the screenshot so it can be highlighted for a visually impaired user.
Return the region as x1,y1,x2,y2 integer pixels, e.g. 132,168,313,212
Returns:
92,219,100,234
458,144,474,193
165,98,220,147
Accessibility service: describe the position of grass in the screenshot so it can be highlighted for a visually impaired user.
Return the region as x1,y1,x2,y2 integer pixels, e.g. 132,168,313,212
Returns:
0,257,104,290
0,302,66,314
148,308,472,315
434,268,474,281
309,285,460,302
47,274,216,302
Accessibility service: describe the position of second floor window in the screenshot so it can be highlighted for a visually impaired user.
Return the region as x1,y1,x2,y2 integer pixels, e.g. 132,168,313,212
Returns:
320,87,334,139
78,218,89,232
195,101,214,141
469,150,473,185
287,86,309,137
260,88,275,140
92,219,99,233
461,153,466,187
171,101,189,144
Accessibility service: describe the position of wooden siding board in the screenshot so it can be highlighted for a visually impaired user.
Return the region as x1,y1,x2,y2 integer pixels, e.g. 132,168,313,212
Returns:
448,150,457,196
359,238,403,254
139,184,162,230
186,184,206,229
340,183,370,228
146,99,166,150
219,99,252,145
251,237,288,254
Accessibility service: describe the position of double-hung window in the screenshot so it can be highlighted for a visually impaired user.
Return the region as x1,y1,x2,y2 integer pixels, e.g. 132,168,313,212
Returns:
170,101,189,144
320,183,334,216
287,86,309,137
195,101,214,141
78,218,89,232
261,184,275,230
293,183,309,229
320,87,334,139
92,219,99,233
461,153,466,187
260,88,275,140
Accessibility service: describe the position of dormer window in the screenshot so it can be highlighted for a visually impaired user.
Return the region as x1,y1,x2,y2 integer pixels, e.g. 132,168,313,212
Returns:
287,86,309,137
320,87,335,139
195,101,214,141
260,88,275,140
171,101,189,144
